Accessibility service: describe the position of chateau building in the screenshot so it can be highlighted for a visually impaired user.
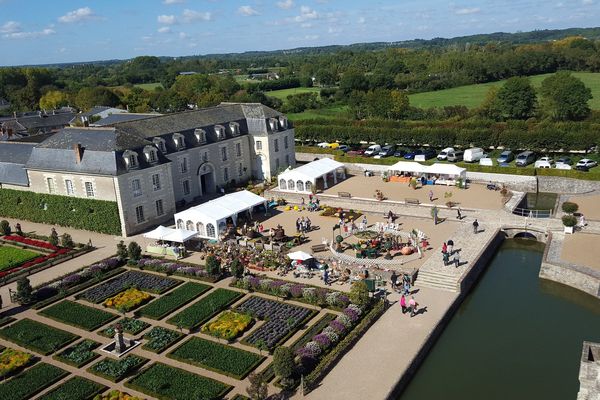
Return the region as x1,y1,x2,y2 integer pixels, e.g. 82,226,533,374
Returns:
0,103,295,236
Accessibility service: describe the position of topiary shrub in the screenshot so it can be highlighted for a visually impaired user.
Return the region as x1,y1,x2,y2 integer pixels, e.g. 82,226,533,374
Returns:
61,233,74,248
0,220,11,235
127,241,142,261
230,258,243,279
273,346,296,388
205,255,221,277
562,215,577,227
349,281,370,308
561,202,579,214
15,277,34,305
116,241,128,260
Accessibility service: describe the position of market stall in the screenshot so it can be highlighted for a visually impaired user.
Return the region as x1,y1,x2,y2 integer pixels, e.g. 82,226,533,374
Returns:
142,225,197,257
388,161,466,186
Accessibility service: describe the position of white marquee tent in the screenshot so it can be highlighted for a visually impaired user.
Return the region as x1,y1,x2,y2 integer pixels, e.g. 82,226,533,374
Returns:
277,158,346,193
173,190,267,241
143,225,197,243
388,161,466,184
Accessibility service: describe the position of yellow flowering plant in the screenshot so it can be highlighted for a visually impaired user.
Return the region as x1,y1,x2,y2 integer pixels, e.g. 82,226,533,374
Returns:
93,390,145,400
201,311,252,341
0,348,33,377
104,288,152,312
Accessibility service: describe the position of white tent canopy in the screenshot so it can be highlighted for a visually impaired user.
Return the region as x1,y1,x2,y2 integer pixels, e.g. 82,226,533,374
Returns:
143,225,173,241
143,225,197,243
388,161,466,183
277,158,346,193
388,161,427,175
287,251,313,261
174,190,267,241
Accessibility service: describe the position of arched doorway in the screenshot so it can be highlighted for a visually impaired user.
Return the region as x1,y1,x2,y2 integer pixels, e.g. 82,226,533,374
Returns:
197,163,216,196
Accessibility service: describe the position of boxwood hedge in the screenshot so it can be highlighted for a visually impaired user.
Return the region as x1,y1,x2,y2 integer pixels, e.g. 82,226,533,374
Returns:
0,362,68,400
38,376,106,400
166,288,243,330
126,362,232,400
39,300,118,331
0,188,121,235
138,282,212,320
0,318,79,355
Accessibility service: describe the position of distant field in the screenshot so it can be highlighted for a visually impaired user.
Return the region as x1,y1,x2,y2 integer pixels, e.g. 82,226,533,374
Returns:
265,87,321,101
134,82,164,91
287,104,350,121
409,72,600,109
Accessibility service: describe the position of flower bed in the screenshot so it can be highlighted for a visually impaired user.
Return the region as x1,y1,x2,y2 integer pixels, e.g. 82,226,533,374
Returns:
201,311,253,341
135,258,219,283
232,276,350,310
2,235,59,251
39,376,106,400
54,339,100,368
138,282,211,320
168,337,264,380
99,318,150,338
88,355,148,383
40,300,118,331
32,257,124,309
142,327,184,354
104,288,152,312
236,296,316,350
166,288,243,331
125,362,232,400
320,207,362,221
0,348,34,378
79,271,181,303
0,246,40,271
93,390,145,400
0,246,70,280
0,362,68,400
0,318,79,355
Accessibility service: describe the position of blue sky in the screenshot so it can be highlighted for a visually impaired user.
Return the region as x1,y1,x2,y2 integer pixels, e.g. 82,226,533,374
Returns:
0,0,599,66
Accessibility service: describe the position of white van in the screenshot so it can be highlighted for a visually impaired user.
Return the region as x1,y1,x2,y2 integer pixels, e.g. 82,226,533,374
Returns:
463,147,485,163
437,147,454,161
364,144,382,157
446,150,464,162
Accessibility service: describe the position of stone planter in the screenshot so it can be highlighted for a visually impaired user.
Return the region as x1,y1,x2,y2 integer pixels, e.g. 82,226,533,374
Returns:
564,226,574,234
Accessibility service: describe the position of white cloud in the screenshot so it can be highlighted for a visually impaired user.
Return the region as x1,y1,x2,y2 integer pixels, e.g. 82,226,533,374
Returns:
179,32,189,39
582,0,593,4
58,7,96,23
357,16,365,24
328,26,342,34
157,14,177,24
300,22,312,28
455,7,480,15
163,0,185,4
277,0,294,9
238,6,260,16
294,6,319,22
182,9,212,22
0,21,21,34
3,28,55,39
158,26,171,33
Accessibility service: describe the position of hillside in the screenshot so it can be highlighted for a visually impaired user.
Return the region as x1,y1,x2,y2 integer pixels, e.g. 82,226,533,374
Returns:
408,72,600,109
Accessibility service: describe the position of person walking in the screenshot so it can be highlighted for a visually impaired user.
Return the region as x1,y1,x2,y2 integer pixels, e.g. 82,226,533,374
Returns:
409,296,418,317
457,207,462,220
400,294,407,314
390,271,398,291
472,219,479,234
442,241,448,255
403,279,411,296
428,190,434,202
454,254,460,268
447,239,454,255
323,268,329,286
443,251,450,266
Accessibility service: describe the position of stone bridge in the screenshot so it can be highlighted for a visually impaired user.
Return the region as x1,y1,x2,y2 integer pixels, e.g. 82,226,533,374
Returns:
500,226,549,242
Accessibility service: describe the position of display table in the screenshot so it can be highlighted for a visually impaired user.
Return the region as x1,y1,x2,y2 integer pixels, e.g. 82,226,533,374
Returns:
146,245,179,257
389,176,411,183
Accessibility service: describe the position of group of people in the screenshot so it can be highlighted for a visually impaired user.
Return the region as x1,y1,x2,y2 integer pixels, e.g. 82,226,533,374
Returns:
300,194,321,212
442,239,460,267
295,216,312,233
390,270,412,295
400,294,420,317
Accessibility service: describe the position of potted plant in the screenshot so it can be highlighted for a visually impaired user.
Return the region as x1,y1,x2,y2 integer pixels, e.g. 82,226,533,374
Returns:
444,192,454,208
562,215,577,234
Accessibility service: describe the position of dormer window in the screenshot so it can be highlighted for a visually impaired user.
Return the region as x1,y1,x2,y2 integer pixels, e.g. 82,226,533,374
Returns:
123,150,139,170
215,125,225,140
269,118,278,132
153,137,167,153
143,145,158,164
173,133,186,150
195,128,207,144
229,122,240,136
278,116,288,129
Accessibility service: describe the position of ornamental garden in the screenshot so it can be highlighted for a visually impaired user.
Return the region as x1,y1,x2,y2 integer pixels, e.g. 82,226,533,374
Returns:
0,250,386,400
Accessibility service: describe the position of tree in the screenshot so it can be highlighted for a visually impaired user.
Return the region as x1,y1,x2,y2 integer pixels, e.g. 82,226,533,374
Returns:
349,280,370,308
339,68,369,94
15,277,34,305
477,86,501,119
205,255,221,276
246,372,268,400
540,71,592,121
116,240,128,260
75,87,120,110
230,258,244,279
127,241,142,261
0,220,11,235
562,202,579,214
273,347,296,387
496,77,537,120
39,90,69,110
389,89,410,119
60,233,74,248
48,233,59,247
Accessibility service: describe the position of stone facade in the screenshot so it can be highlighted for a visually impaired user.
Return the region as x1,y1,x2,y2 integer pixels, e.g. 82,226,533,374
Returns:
578,342,600,400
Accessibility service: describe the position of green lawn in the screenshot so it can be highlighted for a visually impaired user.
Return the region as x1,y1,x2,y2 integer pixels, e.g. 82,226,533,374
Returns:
287,104,351,121
0,246,39,271
265,87,321,102
409,72,600,109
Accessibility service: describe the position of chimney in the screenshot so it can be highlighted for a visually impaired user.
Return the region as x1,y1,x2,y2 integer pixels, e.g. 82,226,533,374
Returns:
73,143,82,163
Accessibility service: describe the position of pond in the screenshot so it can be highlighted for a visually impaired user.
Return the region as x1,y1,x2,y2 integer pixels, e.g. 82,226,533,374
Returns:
399,239,600,400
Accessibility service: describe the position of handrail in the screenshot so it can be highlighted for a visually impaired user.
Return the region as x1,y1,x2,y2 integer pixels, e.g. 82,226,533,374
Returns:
511,207,553,219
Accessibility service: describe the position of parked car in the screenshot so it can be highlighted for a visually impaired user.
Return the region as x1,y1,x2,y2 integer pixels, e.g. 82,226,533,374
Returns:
479,158,493,166
576,159,598,171
555,163,572,170
437,147,455,161
422,148,437,160
404,149,422,160
317,142,330,148
328,143,340,149
515,151,536,167
337,145,349,152
556,157,573,165
535,157,555,168
374,145,396,159
393,148,407,158
446,150,464,162
364,144,382,157
463,147,485,163
497,150,514,164
347,148,365,156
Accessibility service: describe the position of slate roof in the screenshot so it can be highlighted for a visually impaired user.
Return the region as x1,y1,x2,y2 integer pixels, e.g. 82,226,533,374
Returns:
81,106,114,117
36,127,151,152
94,113,160,126
0,142,36,186
0,112,75,132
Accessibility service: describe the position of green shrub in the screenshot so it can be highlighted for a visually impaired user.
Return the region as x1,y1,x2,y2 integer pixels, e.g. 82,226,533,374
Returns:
0,318,79,355
142,326,184,353
205,255,221,276
39,376,106,400
273,347,295,387
116,241,128,260
99,318,149,337
125,362,232,400
138,282,211,320
167,288,243,330
0,189,121,235
349,281,370,308
88,355,147,382
562,215,578,227
0,363,68,400
40,300,118,331
15,277,34,305
54,339,100,367
561,202,579,214
60,233,74,248
127,241,142,261
0,220,11,235
230,258,244,279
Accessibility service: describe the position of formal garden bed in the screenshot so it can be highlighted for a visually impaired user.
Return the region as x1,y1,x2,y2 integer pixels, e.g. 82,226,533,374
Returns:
0,362,68,400
0,318,79,355
168,337,265,380
236,296,316,350
0,245,39,271
103,288,153,312
88,355,148,383
98,318,150,338
0,347,35,378
166,288,243,331
134,257,222,283
142,326,184,354
0,316,16,328
78,271,181,303
201,311,253,341
39,300,118,331
53,339,101,368
39,376,106,400
92,390,145,400
126,362,232,400
138,281,211,320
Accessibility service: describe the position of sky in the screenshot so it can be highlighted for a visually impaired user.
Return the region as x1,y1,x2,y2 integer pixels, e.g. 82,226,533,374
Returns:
0,0,599,66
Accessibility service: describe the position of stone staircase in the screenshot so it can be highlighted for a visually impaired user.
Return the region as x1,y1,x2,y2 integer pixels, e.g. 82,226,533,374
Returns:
414,268,460,292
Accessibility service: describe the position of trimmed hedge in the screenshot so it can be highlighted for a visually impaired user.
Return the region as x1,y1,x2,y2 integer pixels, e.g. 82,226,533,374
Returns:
0,362,68,400
39,376,106,400
0,188,121,235
138,282,212,320
166,288,243,331
53,339,100,368
126,362,232,400
39,300,118,331
168,337,264,380
0,318,79,355
88,355,148,383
